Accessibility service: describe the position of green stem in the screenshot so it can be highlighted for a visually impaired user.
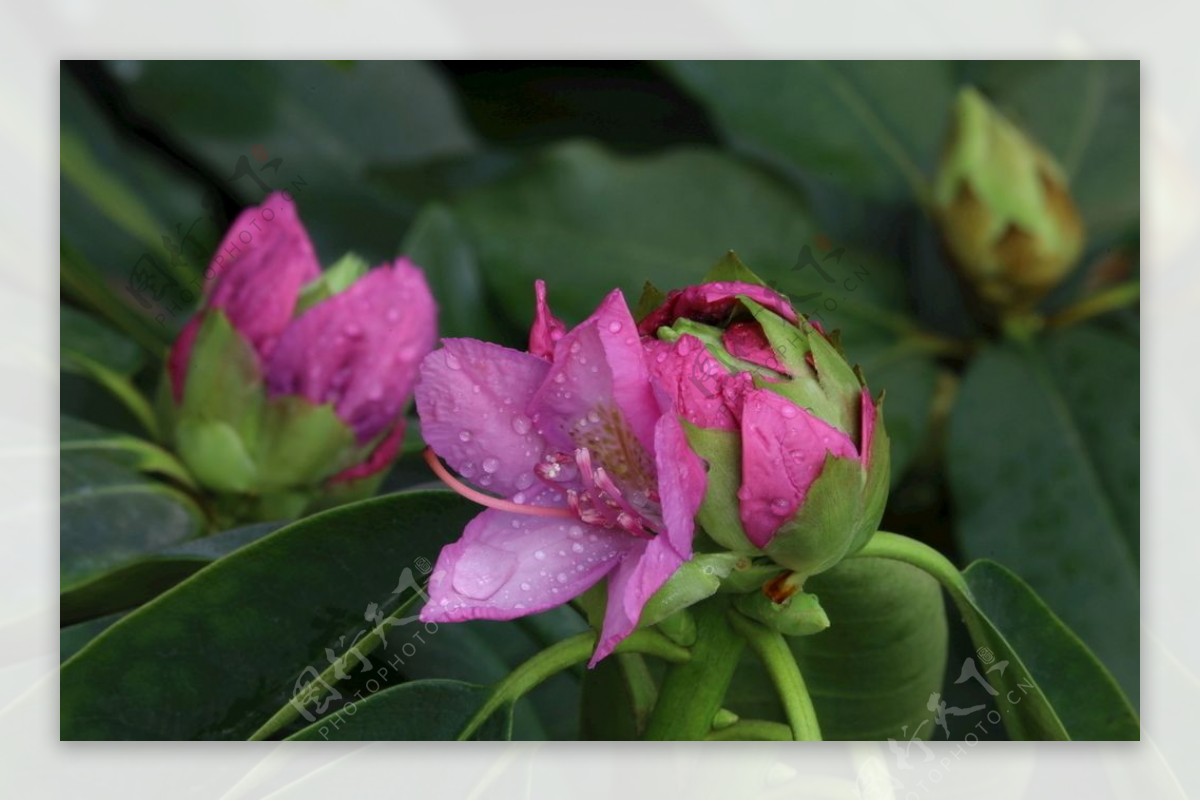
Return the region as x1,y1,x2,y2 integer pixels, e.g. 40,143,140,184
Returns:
853,531,971,604
458,629,689,742
63,352,161,441
727,611,822,741
1045,280,1140,329
705,719,795,741
641,596,744,740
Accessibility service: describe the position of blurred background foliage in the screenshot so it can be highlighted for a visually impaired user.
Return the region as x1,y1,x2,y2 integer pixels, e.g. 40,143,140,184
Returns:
59,60,1139,736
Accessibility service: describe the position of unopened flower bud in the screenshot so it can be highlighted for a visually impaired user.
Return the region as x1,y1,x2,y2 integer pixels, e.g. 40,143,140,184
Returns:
933,87,1085,312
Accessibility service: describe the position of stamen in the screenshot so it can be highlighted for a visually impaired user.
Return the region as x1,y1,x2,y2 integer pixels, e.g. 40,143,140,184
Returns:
423,448,574,519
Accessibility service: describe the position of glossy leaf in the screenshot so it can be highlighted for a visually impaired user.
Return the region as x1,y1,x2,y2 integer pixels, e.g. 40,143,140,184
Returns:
288,680,511,741
60,451,206,615
786,556,948,740
61,521,282,625
665,61,955,203
60,490,477,739
963,560,1138,740
61,305,146,375
947,325,1138,700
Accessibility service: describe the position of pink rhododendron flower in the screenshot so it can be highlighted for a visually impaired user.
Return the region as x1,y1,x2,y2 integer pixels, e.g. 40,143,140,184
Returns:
416,287,707,665
167,192,436,492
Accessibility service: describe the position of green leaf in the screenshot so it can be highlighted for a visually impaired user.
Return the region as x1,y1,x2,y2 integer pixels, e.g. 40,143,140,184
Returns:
61,415,194,489
60,612,126,663
61,521,282,625
400,203,511,342
61,305,146,375
963,560,1138,740
60,451,206,614
287,680,512,741
856,533,1138,740
109,60,478,262
60,490,477,739
665,61,956,203
786,556,948,740
947,325,1138,700
966,60,1139,242
60,74,215,344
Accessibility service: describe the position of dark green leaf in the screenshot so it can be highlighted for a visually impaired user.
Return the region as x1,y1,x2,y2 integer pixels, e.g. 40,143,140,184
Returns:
110,60,478,263
61,306,146,375
947,325,1138,701
61,520,282,625
788,556,948,740
963,560,1138,740
287,680,511,741
60,489,477,739
60,451,206,610
60,612,126,663
665,61,956,202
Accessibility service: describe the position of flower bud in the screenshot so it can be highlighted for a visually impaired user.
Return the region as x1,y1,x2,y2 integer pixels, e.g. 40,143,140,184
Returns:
639,258,889,582
166,193,437,518
933,87,1085,312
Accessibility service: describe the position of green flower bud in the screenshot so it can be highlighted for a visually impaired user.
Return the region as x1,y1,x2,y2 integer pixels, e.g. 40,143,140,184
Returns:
933,87,1085,312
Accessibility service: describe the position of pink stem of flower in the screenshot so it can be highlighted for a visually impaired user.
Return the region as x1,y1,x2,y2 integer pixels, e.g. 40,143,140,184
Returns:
423,448,575,519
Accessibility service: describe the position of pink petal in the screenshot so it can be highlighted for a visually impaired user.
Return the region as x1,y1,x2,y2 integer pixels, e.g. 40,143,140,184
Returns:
643,336,751,431
414,338,551,497
533,290,660,457
205,192,321,362
420,508,632,624
637,281,798,336
591,535,683,666
652,397,707,560
167,316,203,403
738,389,858,548
266,259,437,443
326,421,406,485
722,321,788,375
528,279,567,360
860,387,876,467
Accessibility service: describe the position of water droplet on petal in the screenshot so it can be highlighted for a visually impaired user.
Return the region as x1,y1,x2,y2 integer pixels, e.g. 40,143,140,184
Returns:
780,404,798,419
512,491,527,504
458,430,472,443
571,543,584,553
568,526,583,539
482,457,500,474
608,321,622,333
557,572,569,583
554,373,566,384
569,341,581,355
472,384,482,394
452,544,517,600
534,550,546,560
445,352,462,370
520,582,531,591
478,474,492,487
512,415,533,435
587,410,600,423
515,472,535,490
770,497,791,515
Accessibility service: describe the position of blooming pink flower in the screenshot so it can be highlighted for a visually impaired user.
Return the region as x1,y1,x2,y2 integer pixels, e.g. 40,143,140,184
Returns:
416,287,707,665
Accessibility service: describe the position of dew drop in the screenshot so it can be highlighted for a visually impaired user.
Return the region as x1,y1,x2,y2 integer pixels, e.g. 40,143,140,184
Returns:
568,525,583,539
534,550,546,560
586,410,600,424
520,582,531,591
472,384,482,394
512,491,527,504
444,351,462,370
780,404,798,419
515,472,535,490
571,542,584,553
557,572,569,583
608,321,623,333
482,457,500,474
569,341,581,355
512,415,533,435
554,373,567,384
458,430,472,443
770,497,791,515
478,474,492,487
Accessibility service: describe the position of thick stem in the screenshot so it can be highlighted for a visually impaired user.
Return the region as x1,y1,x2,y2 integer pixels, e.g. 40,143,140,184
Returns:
642,596,744,740
728,611,822,741
705,719,794,741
